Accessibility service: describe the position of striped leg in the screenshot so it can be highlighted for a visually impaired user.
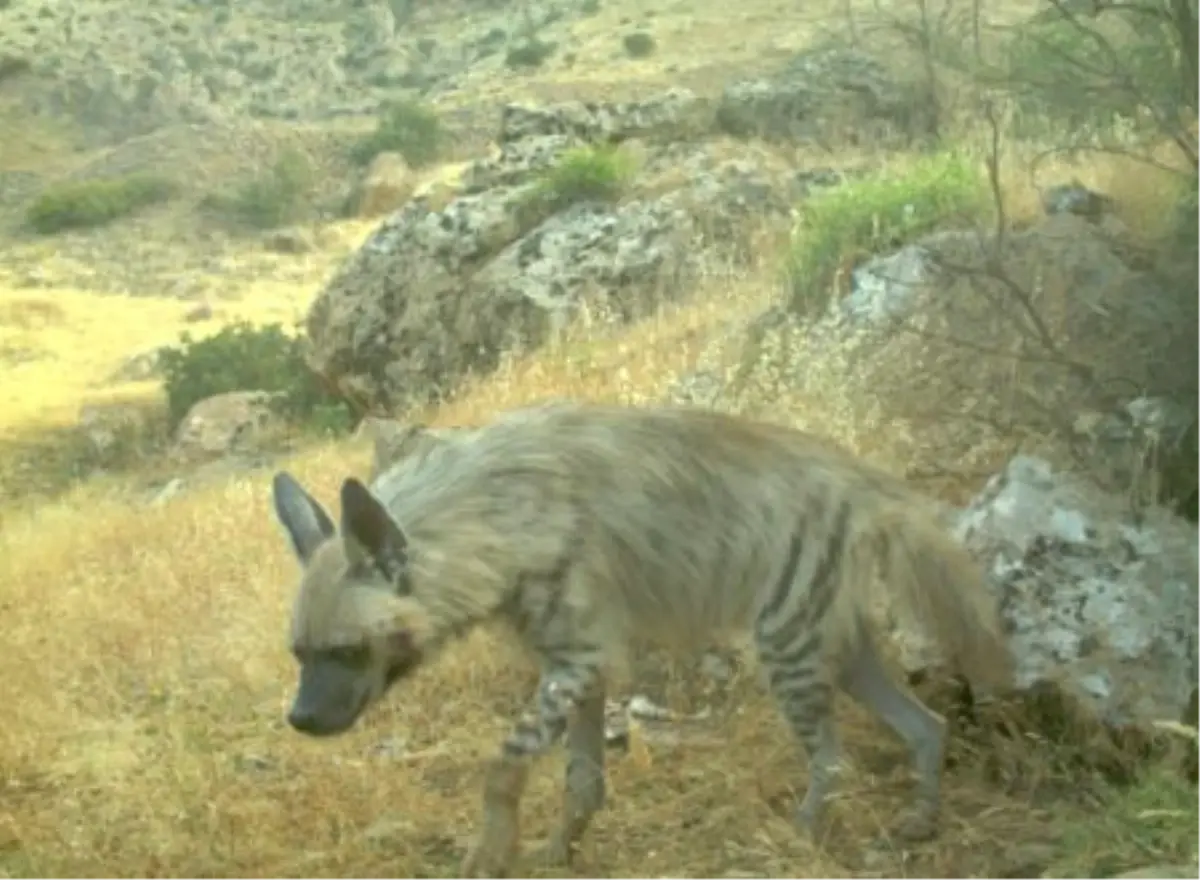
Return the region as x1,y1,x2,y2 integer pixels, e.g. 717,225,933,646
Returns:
462,656,604,878
755,623,841,836
543,678,607,866
754,505,851,837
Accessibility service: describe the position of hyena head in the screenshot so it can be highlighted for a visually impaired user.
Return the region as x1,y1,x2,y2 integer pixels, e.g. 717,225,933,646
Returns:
270,471,433,738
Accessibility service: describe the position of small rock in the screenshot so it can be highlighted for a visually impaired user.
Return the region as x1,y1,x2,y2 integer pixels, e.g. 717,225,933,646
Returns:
1040,180,1114,219
109,347,168,383
171,390,284,462
354,151,415,218
263,227,315,254
148,477,186,506
183,301,214,323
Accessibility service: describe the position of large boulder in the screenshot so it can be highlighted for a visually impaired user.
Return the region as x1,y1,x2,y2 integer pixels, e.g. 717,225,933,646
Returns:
304,185,706,414
497,88,711,146
716,46,932,147
304,92,804,416
890,455,1198,727
696,213,1198,506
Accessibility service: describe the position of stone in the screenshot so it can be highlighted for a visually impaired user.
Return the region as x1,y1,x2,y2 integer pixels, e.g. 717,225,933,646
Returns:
1040,180,1115,219
354,151,415,218
716,47,927,146
893,455,1199,726
171,390,284,462
305,148,780,415
497,87,710,146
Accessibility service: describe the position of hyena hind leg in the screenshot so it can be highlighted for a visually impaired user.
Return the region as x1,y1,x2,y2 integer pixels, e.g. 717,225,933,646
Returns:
541,679,607,867
754,625,842,838
837,629,946,843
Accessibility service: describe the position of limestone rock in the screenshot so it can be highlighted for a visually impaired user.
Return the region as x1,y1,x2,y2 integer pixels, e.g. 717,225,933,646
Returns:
716,47,928,146
305,111,794,416
893,455,1199,726
497,88,710,146
354,151,415,218
171,390,283,462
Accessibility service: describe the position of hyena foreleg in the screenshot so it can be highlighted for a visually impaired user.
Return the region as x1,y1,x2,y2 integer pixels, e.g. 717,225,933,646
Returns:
462,655,605,878
545,678,607,866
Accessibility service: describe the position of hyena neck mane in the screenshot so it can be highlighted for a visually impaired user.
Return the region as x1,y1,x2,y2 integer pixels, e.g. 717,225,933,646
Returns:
401,516,573,651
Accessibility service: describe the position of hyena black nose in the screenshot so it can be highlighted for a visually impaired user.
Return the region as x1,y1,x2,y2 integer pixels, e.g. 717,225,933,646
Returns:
287,706,321,734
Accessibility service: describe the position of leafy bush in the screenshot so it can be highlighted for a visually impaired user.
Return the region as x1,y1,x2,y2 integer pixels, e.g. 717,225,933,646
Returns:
505,38,556,69
349,98,443,168
622,32,657,58
785,151,989,317
26,174,176,234
159,321,354,436
1002,11,1189,136
205,149,314,230
532,145,636,211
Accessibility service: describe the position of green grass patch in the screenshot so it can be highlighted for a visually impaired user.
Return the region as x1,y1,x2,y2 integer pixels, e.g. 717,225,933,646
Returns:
1044,758,1198,878
785,151,989,317
348,98,443,168
622,32,657,58
531,145,636,211
203,149,314,231
25,174,176,235
160,321,354,436
505,38,556,70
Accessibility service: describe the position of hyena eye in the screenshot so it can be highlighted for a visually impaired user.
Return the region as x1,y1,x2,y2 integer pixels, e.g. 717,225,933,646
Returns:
327,645,370,668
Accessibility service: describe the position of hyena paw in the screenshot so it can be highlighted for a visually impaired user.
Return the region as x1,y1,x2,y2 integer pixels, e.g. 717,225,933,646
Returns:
456,845,513,878
461,825,519,878
534,830,576,868
891,807,938,843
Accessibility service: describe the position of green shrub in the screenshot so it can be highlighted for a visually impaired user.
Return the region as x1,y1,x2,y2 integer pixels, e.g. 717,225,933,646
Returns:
785,151,989,317
25,174,176,235
533,145,636,211
505,38,556,69
622,32,656,58
349,98,443,168
205,149,314,230
159,321,354,436
1002,10,1187,136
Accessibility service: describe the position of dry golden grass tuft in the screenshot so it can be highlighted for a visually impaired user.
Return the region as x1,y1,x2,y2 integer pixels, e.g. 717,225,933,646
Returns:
2,248,1196,877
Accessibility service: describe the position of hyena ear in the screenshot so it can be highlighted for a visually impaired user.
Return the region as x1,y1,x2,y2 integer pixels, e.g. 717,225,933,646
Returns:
340,477,409,585
366,419,442,482
271,471,335,564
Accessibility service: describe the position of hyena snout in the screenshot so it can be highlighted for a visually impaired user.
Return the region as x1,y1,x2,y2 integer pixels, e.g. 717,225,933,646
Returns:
287,657,373,737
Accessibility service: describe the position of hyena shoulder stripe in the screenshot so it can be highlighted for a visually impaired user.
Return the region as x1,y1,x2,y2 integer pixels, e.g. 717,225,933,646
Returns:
270,401,1013,877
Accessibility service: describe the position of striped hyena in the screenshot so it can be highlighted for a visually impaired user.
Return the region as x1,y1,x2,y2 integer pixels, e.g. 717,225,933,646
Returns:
270,401,1012,877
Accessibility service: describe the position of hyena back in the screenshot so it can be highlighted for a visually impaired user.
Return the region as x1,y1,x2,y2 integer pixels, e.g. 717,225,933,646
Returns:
271,401,1012,877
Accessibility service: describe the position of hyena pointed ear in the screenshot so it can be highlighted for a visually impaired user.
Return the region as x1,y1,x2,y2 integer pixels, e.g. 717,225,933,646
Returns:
271,471,335,564
367,419,431,480
340,477,409,585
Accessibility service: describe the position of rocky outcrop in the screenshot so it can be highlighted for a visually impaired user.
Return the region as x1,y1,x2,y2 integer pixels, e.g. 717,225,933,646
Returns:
688,212,1198,509
716,46,932,146
304,92,817,416
890,455,1198,727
